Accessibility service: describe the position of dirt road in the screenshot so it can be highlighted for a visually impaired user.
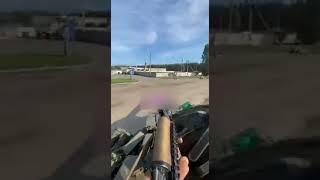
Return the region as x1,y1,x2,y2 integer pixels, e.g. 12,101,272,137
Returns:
213,48,320,146
0,39,108,180
111,76,209,133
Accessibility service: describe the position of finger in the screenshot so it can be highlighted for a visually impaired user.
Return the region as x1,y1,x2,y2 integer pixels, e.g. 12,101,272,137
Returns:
177,148,181,159
144,170,151,180
177,138,183,159
179,156,189,180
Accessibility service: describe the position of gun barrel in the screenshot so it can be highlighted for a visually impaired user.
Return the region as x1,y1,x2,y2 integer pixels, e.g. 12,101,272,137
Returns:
152,116,172,170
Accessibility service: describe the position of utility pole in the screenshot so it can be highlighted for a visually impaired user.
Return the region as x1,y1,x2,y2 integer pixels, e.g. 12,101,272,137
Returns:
235,5,241,31
277,3,281,31
144,60,147,71
64,16,70,56
229,0,234,33
253,2,270,31
220,16,223,31
149,51,152,75
248,0,253,40
186,60,189,73
182,58,184,72
81,10,86,27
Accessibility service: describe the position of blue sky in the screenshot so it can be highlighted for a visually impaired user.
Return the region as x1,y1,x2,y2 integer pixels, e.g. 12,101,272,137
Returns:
111,0,209,65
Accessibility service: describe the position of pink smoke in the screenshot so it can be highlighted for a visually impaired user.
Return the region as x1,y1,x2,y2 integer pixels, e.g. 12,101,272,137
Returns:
139,91,177,110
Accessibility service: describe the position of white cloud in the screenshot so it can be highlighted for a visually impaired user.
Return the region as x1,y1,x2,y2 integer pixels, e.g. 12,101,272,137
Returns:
165,0,209,43
145,31,158,45
112,0,208,64
113,0,208,47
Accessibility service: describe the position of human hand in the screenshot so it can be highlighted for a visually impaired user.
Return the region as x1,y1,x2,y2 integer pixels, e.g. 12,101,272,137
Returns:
179,156,189,180
145,156,189,180
145,138,189,180
177,138,189,180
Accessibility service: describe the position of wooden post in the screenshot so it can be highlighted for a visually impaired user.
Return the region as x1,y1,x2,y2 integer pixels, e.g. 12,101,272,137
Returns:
229,1,234,33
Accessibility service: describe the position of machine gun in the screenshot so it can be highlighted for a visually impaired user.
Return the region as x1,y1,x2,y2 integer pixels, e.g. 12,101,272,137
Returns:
111,104,209,180
151,109,179,180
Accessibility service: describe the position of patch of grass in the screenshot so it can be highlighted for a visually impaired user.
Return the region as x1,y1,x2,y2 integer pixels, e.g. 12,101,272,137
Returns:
111,78,137,84
0,53,91,70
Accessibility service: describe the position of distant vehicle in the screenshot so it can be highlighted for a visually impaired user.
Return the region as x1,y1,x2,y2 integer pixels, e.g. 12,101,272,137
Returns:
36,22,65,40
36,28,63,40
38,31,64,40
111,70,122,75
121,68,132,75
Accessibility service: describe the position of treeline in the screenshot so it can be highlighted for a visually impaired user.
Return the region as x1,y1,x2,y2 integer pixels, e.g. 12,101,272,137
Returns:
0,10,110,27
297,0,320,44
211,1,304,32
0,12,32,25
211,0,320,44
69,10,110,17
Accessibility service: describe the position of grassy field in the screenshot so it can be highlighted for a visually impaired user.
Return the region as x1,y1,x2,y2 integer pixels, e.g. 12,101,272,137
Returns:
0,53,91,70
111,78,137,84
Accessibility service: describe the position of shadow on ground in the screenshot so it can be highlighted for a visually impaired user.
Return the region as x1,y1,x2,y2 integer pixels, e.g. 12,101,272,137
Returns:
111,105,150,135
45,106,149,180
45,136,104,180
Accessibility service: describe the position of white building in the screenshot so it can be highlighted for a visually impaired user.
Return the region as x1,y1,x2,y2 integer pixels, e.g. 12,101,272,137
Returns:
175,72,197,77
16,27,36,38
143,68,167,72
0,25,18,39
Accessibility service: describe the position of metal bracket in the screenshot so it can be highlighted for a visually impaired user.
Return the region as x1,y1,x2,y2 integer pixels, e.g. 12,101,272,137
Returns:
188,128,209,162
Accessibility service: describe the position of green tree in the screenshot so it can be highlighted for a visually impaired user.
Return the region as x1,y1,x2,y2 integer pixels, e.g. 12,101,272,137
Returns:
201,43,209,76
296,0,320,44
202,43,209,64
